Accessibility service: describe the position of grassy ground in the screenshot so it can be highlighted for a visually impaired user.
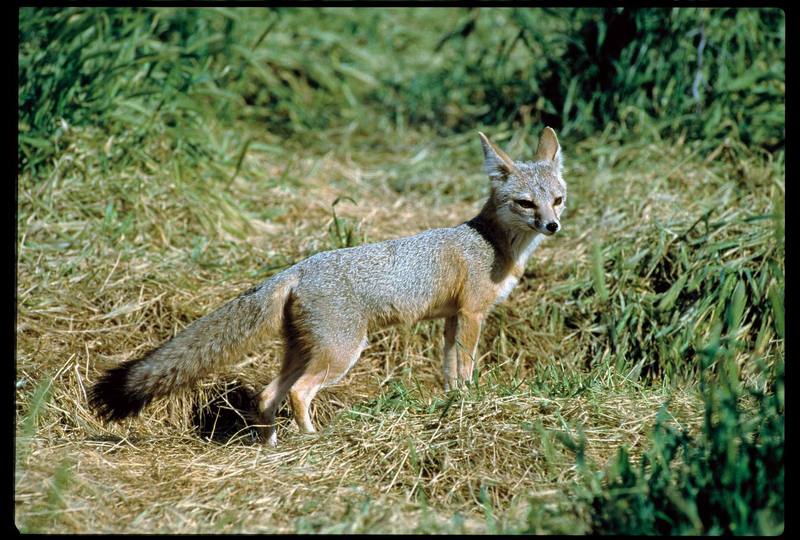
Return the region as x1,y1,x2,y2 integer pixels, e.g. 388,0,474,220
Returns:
17,7,783,533
15,114,783,532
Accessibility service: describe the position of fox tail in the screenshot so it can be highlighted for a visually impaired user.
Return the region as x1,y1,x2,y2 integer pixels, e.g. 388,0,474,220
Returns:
88,270,298,421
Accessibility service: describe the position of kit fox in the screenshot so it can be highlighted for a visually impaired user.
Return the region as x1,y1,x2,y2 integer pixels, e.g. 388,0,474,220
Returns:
89,127,567,446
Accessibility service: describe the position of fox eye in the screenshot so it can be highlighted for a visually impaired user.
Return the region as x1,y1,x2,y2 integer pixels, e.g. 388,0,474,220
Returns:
554,197,563,205
515,199,536,209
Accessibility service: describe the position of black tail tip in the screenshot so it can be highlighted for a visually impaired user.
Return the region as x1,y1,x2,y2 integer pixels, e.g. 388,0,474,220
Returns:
88,362,152,422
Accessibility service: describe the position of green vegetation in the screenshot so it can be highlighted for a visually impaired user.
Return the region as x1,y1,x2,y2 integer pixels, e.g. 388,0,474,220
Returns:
17,7,783,534
582,327,784,534
19,8,784,174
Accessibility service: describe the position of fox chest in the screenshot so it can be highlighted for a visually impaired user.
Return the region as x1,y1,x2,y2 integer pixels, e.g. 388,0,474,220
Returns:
488,236,543,306
494,274,520,304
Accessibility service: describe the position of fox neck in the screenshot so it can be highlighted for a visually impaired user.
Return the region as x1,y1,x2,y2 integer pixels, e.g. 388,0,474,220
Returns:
472,198,544,277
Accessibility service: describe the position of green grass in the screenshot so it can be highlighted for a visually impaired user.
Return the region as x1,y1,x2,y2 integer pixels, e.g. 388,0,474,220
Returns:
582,358,783,534
19,7,784,175
17,6,783,534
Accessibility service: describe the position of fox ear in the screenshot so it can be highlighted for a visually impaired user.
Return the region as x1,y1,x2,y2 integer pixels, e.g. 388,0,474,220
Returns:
534,127,561,167
478,132,518,181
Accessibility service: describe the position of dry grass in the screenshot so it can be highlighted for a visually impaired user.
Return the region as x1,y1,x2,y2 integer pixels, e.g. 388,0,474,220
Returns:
15,387,702,533
15,122,780,533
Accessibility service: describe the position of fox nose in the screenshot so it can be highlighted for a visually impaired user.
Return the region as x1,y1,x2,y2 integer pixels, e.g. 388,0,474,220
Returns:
546,222,559,233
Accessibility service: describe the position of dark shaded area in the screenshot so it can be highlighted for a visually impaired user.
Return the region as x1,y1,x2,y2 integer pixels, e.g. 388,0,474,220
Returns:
191,380,262,443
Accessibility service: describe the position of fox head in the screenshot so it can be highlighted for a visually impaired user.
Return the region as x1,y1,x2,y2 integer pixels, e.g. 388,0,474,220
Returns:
479,127,566,236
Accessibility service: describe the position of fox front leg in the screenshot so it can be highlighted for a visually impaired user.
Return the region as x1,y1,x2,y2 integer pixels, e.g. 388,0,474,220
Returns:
443,317,458,391
443,312,483,391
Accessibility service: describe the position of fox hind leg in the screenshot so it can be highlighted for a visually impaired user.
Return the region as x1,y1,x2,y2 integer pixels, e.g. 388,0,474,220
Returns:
257,346,306,446
288,334,367,435
288,373,322,434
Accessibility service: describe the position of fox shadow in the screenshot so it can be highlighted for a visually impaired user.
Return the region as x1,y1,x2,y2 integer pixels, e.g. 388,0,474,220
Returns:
191,380,292,444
